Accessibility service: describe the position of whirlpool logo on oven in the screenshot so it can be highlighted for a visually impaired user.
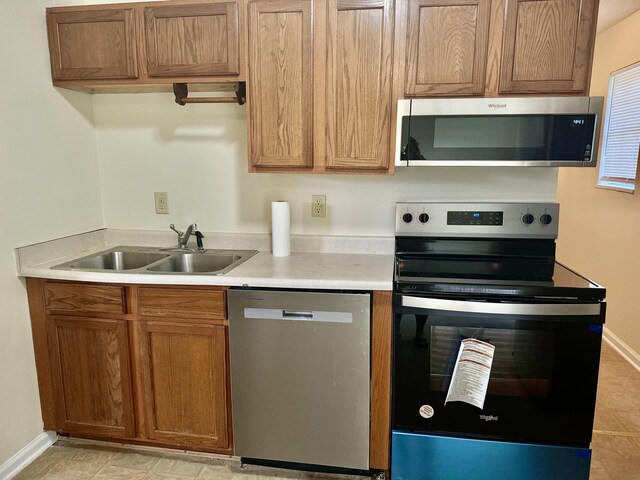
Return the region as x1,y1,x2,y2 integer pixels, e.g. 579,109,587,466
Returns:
479,415,499,422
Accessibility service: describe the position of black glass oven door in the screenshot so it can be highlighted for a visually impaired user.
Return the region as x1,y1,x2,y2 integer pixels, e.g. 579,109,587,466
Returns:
393,295,605,446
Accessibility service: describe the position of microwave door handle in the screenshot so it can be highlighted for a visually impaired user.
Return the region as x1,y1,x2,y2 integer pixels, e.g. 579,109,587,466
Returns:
401,296,602,316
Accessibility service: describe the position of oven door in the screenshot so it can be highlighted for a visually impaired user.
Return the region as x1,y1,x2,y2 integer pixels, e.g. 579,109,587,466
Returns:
393,294,605,446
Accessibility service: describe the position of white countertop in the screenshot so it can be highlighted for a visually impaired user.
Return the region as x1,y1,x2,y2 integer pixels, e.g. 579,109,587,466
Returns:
16,230,395,291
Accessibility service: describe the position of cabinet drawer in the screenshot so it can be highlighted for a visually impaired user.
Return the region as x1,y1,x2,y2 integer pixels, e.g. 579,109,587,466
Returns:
44,283,126,314
137,287,226,320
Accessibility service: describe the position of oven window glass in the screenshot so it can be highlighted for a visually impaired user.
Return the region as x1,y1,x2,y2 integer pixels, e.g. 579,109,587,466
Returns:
429,325,555,399
401,114,595,162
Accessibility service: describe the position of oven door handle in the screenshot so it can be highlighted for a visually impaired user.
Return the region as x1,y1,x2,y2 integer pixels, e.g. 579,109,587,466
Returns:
401,295,602,316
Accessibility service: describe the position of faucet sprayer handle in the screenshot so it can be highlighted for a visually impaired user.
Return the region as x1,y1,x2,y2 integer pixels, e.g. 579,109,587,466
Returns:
195,231,205,251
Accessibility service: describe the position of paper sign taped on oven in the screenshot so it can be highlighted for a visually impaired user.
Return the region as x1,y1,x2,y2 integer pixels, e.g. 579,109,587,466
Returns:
445,338,495,410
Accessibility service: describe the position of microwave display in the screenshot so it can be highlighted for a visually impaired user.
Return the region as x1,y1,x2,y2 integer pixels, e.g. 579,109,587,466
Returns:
401,114,596,163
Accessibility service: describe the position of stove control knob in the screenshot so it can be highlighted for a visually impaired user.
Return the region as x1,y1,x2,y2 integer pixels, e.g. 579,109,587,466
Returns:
418,213,430,224
540,214,553,225
402,213,414,224
521,213,535,225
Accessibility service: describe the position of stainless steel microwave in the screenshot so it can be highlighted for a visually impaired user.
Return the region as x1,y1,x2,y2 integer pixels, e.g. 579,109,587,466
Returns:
395,97,604,167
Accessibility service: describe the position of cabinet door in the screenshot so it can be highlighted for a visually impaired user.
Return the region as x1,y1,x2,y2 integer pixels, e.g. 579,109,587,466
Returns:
325,0,394,170
499,0,598,94
46,9,138,80
404,0,490,96
138,322,230,449
48,316,135,437
144,2,239,77
247,0,314,169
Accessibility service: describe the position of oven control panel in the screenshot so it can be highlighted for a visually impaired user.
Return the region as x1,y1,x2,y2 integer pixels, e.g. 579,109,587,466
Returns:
447,210,504,226
396,202,559,238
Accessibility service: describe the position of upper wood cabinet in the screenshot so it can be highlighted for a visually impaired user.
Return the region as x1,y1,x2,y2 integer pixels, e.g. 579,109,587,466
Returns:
246,0,314,169
396,0,598,97
499,0,599,94
247,0,395,173
144,2,240,77
47,316,135,438
47,8,138,80
325,0,394,170
404,0,491,96
46,0,245,93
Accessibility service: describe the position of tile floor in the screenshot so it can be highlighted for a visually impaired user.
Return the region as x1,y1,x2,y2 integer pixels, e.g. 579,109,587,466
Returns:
13,342,640,480
590,342,640,479
13,440,364,480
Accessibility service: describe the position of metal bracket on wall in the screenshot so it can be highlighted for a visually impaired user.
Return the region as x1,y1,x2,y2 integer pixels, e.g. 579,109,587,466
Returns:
173,82,246,106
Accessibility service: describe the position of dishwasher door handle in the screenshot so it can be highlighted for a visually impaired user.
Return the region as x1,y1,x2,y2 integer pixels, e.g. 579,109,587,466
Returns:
282,310,314,320
244,308,353,323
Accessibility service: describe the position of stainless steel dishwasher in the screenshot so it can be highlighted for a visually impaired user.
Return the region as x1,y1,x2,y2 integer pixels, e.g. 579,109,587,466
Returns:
228,289,371,471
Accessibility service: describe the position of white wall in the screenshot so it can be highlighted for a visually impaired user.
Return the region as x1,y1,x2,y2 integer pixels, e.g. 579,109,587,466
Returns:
95,93,558,235
0,0,103,466
557,10,640,356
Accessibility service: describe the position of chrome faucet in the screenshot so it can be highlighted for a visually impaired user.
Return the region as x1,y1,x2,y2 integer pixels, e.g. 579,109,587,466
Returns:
170,223,197,250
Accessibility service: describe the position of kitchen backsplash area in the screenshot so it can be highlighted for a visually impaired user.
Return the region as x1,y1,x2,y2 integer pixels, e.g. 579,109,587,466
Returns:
94,94,558,237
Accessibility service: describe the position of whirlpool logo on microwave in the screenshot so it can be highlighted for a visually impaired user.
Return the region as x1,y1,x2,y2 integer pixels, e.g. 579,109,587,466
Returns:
479,415,499,422
487,103,507,109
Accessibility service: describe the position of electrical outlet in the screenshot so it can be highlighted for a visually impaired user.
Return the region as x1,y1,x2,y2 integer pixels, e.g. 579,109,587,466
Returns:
154,192,169,214
312,195,326,218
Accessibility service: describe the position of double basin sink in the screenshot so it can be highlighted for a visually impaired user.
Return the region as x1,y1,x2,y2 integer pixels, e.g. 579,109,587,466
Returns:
53,246,258,275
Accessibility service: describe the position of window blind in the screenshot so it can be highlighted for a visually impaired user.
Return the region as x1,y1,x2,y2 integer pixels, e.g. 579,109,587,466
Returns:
599,63,640,192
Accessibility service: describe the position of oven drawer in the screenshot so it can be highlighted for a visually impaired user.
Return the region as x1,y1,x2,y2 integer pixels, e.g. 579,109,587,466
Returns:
391,431,591,480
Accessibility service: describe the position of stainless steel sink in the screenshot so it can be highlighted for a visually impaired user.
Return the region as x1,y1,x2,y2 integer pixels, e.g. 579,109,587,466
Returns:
69,251,169,270
148,253,242,274
53,246,258,276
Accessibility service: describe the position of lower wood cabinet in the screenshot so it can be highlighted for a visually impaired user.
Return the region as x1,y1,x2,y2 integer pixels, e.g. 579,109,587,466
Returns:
27,279,232,454
47,316,135,438
26,279,392,470
137,321,230,449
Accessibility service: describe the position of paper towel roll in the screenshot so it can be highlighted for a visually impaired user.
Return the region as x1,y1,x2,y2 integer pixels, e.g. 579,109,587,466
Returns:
271,201,291,257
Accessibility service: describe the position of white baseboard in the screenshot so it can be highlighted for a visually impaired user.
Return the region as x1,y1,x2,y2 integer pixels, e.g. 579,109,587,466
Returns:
0,431,57,480
603,326,640,373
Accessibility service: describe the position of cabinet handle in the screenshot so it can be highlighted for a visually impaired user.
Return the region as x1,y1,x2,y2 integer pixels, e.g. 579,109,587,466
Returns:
401,295,602,316
282,310,314,320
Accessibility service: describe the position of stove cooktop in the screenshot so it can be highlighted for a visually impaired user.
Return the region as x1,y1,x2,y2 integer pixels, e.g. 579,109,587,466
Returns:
394,203,605,302
395,259,605,302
